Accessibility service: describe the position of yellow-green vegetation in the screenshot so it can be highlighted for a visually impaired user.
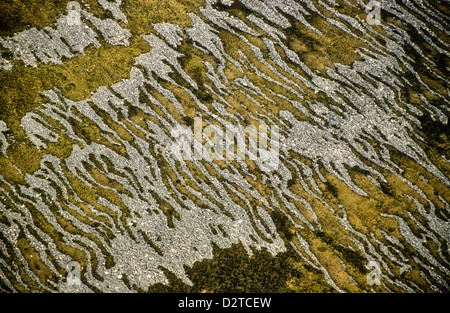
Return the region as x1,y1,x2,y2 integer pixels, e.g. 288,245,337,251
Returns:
146,243,335,293
0,0,68,35
124,0,205,31
0,33,150,123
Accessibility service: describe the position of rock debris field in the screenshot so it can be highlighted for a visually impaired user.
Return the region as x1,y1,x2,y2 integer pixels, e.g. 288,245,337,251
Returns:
0,0,449,292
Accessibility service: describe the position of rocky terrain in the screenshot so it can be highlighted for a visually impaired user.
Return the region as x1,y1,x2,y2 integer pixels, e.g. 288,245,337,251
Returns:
0,0,448,292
